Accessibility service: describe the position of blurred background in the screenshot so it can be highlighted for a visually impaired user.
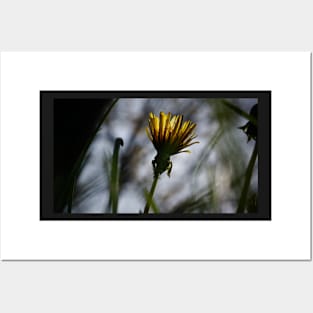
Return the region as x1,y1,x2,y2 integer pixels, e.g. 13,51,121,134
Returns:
54,98,257,214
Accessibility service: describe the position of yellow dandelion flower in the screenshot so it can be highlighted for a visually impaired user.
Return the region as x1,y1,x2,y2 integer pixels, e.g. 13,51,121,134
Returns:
146,111,199,177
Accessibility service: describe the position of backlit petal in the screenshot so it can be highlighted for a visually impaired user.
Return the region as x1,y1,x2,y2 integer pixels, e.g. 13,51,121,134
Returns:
146,111,199,155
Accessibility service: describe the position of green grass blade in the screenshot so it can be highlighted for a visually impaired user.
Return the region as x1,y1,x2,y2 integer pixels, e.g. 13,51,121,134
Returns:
222,100,257,126
67,98,119,213
110,138,124,213
237,142,258,213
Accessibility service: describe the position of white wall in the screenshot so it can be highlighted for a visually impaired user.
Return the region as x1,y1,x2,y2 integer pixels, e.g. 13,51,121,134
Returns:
0,1,312,312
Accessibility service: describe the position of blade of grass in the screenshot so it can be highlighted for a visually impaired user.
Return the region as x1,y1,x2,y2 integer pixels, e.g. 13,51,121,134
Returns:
192,127,224,193
103,152,112,213
109,138,124,213
195,127,224,172
222,100,257,126
67,98,119,213
237,141,258,213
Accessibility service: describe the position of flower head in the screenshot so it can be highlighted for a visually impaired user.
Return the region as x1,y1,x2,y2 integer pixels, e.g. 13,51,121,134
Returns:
146,112,199,177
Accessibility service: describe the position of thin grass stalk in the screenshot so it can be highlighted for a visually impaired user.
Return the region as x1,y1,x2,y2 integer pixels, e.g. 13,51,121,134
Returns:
110,138,124,213
237,141,258,213
222,100,257,126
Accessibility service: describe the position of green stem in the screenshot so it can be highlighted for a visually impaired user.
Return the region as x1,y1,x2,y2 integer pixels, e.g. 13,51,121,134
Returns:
237,141,258,213
143,175,159,214
144,189,160,214
110,138,124,213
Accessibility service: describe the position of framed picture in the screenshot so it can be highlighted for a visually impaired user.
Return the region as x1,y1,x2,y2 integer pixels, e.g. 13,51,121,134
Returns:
0,52,310,260
41,91,271,220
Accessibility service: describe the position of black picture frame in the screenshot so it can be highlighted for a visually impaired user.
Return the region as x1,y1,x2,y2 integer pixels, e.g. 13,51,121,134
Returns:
40,91,271,220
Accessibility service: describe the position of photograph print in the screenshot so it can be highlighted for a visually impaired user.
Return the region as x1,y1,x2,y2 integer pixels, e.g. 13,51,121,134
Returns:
41,91,271,220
